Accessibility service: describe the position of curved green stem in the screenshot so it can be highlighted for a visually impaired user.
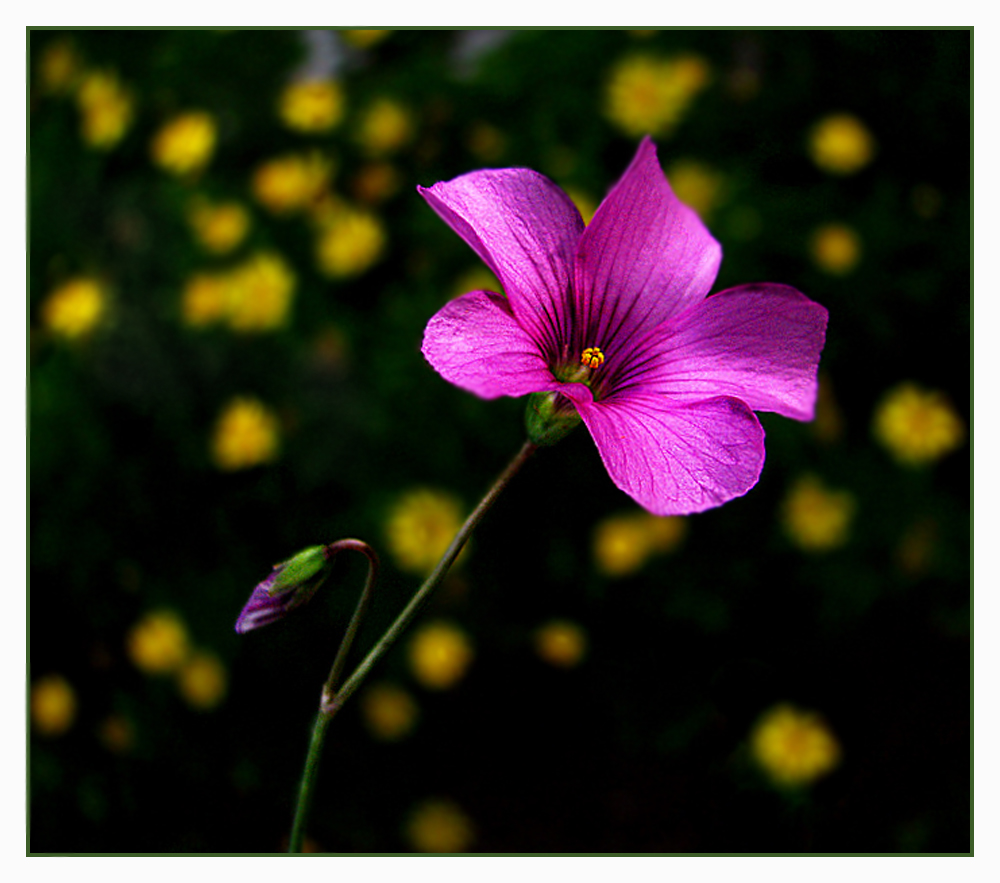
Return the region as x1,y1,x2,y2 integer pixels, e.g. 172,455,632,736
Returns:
286,439,537,853
288,539,379,854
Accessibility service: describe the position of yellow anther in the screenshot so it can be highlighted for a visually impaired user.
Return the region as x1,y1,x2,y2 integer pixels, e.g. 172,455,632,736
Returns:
580,347,605,370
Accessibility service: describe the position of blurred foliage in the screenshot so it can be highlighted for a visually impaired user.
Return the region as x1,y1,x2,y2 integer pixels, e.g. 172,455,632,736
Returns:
28,29,969,854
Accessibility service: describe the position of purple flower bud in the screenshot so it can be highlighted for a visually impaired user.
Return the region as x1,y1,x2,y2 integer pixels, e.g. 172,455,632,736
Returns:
235,546,330,634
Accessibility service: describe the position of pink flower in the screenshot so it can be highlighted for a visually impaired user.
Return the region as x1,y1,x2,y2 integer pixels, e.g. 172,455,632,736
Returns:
419,138,828,515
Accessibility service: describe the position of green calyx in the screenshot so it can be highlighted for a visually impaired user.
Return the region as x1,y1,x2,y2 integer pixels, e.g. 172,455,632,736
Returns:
525,391,582,447
269,545,330,595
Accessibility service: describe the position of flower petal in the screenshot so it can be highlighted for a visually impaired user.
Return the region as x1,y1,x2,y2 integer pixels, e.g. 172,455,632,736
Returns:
235,572,287,634
574,137,722,355
418,169,584,357
576,391,766,515
612,284,829,420
422,290,559,399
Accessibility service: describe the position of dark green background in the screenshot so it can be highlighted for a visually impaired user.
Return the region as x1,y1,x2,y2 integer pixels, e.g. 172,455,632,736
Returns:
29,29,970,853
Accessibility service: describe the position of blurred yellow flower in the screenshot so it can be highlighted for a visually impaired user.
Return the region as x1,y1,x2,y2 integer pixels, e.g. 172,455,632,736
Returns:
313,200,386,279
466,122,507,163
811,374,845,444
181,253,294,333
351,162,402,204
895,517,938,577
808,113,876,175
404,798,475,853
251,152,332,215
226,251,296,332
361,682,419,741
809,223,862,275
593,511,687,577
563,187,597,225
751,704,841,787
98,713,135,754
408,621,474,691
453,266,502,299
181,271,230,328
31,674,77,737
40,276,107,340
177,650,227,711
872,383,965,466
341,29,391,50
76,70,134,149
603,53,710,138
781,475,855,552
210,396,281,471
385,488,465,576
37,39,82,94
187,199,251,255
279,79,344,133
911,183,943,220
356,97,414,156
151,111,217,176
534,619,588,669
126,609,191,675
666,159,726,221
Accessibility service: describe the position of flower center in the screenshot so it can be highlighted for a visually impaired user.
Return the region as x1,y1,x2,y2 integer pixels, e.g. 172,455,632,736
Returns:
580,347,605,370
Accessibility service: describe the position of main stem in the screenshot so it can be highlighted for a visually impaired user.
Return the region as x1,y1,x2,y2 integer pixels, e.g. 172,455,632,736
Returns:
287,439,538,853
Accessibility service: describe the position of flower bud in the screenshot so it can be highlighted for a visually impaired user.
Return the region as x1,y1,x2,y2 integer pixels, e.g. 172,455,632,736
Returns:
525,391,581,447
235,545,330,634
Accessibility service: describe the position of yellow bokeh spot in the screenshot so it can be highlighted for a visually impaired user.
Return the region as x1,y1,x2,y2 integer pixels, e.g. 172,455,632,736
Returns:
37,39,82,94
341,29,391,50
872,383,965,466
313,200,386,279
98,713,135,754
126,609,191,675
251,152,332,216
751,704,841,787
225,251,296,332
279,78,344,133
603,53,710,138
809,223,862,275
563,186,597,225
811,374,845,444
356,97,415,156
404,798,475,853
781,475,855,552
177,650,227,711
351,162,402,205
385,488,466,576
534,620,588,669
187,199,251,255
666,159,726,221
76,70,134,149
40,276,107,340
151,111,217,176
181,272,230,328
210,396,281,471
808,113,876,176
361,682,419,741
593,511,687,577
911,183,944,220
181,252,295,333
895,518,938,578
408,621,474,691
466,122,507,163
453,266,502,299
31,674,77,737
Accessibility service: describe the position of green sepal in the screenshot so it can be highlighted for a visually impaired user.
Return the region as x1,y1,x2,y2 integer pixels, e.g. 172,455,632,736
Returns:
525,391,582,447
269,545,329,595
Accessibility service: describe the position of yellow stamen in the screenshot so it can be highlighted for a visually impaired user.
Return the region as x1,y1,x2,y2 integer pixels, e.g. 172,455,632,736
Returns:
581,347,605,370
